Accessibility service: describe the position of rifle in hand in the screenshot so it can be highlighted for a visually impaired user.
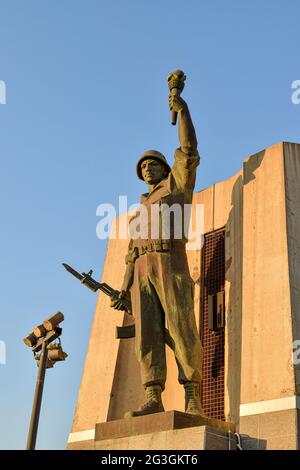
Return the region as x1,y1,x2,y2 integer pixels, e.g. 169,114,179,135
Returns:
62,263,174,346
62,263,132,314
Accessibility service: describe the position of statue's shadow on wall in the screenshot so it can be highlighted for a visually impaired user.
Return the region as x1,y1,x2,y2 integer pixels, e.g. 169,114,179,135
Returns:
225,150,265,428
198,150,265,427
239,434,267,450
106,313,144,421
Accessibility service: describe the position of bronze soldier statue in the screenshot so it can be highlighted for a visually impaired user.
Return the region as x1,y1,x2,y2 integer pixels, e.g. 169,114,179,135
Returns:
111,71,203,417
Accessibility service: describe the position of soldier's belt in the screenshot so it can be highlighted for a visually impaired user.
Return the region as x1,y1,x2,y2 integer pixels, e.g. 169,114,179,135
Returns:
125,240,185,263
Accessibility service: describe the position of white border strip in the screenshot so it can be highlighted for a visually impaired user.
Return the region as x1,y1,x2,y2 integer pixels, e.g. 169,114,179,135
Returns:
240,396,300,416
68,429,95,443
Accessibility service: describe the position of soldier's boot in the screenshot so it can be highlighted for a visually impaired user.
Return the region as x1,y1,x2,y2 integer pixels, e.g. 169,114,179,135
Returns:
184,382,204,415
124,384,164,418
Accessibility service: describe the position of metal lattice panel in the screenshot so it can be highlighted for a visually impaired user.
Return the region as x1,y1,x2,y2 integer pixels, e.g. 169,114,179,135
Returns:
200,229,225,420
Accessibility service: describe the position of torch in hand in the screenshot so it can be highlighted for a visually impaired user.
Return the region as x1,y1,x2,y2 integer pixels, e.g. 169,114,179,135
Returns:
167,69,186,125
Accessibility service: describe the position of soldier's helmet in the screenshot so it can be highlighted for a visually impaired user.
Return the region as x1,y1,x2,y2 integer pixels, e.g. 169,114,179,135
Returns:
136,150,171,181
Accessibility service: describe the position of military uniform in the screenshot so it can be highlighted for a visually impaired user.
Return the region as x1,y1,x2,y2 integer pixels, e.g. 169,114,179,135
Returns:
126,148,203,389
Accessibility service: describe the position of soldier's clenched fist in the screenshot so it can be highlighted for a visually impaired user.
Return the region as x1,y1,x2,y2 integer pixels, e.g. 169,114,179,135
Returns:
169,94,187,113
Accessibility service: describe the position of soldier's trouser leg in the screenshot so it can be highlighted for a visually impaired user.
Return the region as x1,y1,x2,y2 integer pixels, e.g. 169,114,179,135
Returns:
132,252,202,387
131,257,167,388
156,275,202,384
149,254,203,385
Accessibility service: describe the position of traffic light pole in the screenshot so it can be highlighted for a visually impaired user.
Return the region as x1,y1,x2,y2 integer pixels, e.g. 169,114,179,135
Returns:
26,340,48,450
24,317,66,449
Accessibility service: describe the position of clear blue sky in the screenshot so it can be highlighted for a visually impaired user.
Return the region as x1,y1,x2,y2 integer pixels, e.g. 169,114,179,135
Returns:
0,0,299,449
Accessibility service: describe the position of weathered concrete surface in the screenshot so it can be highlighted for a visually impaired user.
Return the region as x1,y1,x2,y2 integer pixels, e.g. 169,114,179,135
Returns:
70,214,138,432
67,414,235,451
283,143,300,396
239,408,299,450
95,410,235,441
241,143,295,405
217,172,243,425
68,439,95,450
94,426,235,450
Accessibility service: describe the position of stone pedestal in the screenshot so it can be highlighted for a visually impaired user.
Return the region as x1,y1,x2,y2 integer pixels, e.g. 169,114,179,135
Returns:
68,411,235,450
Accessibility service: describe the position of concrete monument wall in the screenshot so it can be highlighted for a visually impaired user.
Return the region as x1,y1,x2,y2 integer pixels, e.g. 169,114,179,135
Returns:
239,142,300,449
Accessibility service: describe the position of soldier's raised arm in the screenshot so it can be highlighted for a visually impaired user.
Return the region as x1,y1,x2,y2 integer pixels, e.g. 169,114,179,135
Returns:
169,94,200,192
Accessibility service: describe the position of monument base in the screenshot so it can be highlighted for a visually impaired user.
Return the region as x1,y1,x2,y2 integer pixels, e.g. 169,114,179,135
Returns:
68,411,236,450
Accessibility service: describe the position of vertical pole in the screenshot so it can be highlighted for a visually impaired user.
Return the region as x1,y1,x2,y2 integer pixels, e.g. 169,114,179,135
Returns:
26,341,48,450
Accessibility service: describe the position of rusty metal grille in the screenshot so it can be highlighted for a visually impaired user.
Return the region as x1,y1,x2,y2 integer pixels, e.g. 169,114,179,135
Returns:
200,229,225,420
